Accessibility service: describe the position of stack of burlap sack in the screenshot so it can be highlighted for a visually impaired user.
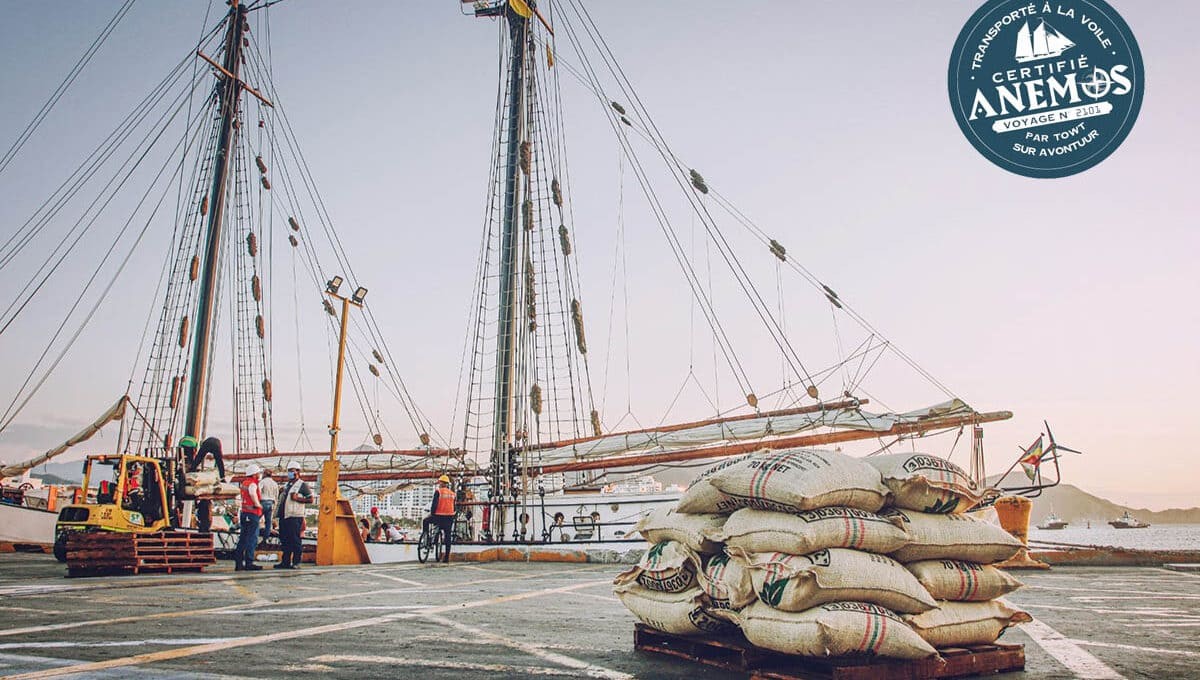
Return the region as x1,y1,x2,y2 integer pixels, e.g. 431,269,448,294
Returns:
614,448,1031,660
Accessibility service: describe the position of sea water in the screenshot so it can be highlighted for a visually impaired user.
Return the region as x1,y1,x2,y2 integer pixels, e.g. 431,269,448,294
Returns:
1028,523,1200,552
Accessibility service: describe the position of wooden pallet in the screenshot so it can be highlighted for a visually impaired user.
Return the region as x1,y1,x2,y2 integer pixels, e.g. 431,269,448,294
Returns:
65,531,216,577
634,624,1024,680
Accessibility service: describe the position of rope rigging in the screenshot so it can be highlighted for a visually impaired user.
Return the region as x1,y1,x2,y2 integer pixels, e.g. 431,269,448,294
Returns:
534,1,961,414
0,0,136,179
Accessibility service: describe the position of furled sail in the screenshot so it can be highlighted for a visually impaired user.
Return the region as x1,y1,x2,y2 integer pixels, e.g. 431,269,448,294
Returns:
0,396,127,478
533,399,978,464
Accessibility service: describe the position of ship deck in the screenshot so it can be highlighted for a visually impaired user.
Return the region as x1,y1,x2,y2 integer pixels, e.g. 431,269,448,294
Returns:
0,553,1195,679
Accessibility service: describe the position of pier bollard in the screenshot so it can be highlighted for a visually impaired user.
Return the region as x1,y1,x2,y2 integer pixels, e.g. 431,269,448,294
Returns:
993,495,1050,570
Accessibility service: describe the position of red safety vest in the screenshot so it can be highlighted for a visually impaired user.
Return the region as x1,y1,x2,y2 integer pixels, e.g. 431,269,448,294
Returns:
433,487,455,516
240,479,262,516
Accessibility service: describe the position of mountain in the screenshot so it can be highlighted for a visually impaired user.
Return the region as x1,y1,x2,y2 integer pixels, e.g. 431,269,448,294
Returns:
30,461,85,484
987,472,1200,524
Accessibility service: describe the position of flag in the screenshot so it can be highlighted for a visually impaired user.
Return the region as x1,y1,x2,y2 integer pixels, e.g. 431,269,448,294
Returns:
1019,435,1045,480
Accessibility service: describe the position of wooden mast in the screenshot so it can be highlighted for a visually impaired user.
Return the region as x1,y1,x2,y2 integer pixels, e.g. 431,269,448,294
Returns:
523,398,867,452
182,1,246,443
476,0,531,541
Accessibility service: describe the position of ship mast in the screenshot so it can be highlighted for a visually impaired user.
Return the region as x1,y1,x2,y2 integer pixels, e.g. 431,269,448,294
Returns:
476,1,531,533
183,1,247,441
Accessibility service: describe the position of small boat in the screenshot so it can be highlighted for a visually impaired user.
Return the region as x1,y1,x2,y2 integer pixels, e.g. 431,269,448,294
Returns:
0,476,72,549
1037,512,1068,530
1108,511,1150,529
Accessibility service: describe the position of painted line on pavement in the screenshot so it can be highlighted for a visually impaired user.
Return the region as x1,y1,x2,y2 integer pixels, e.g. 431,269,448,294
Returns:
1017,603,1200,619
360,571,424,586
213,605,431,614
309,655,580,677
566,590,619,603
1067,639,1199,658
1026,584,1200,599
421,612,631,680
1,578,614,679
1018,617,1126,680
0,639,240,651
1155,567,1200,579
404,634,593,653
0,587,411,639
0,565,590,639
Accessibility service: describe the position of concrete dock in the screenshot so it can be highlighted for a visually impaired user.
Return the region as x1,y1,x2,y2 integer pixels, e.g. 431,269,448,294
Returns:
0,554,1195,678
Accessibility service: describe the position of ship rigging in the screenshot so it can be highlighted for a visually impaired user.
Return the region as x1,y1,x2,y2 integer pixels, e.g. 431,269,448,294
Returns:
0,1,1011,549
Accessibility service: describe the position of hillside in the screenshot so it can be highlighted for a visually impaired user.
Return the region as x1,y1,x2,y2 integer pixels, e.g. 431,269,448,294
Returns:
987,472,1200,524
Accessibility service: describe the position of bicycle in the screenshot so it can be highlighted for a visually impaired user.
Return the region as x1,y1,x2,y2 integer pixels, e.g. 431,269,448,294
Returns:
416,522,447,564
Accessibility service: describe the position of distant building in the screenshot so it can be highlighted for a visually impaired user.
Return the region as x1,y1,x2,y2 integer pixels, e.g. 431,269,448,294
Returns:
602,477,663,495
390,485,436,520
349,480,404,516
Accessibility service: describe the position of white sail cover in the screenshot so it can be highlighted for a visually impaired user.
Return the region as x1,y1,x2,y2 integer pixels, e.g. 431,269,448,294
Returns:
0,396,127,478
532,399,975,465
228,450,459,476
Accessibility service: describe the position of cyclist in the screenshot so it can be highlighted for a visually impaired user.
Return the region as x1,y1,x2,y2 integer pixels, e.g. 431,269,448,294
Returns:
422,475,456,563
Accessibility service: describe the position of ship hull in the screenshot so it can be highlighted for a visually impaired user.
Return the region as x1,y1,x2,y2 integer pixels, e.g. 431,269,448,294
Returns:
364,490,678,564
0,503,58,548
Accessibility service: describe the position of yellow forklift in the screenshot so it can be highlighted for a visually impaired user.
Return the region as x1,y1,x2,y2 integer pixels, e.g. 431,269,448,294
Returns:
53,453,175,562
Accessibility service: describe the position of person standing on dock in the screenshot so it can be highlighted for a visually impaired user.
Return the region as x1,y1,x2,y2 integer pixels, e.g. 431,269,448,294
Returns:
258,469,278,542
423,475,456,563
235,463,264,571
276,460,312,569
367,506,384,543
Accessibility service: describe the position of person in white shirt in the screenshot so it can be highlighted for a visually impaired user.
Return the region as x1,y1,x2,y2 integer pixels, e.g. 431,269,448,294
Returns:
257,470,279,541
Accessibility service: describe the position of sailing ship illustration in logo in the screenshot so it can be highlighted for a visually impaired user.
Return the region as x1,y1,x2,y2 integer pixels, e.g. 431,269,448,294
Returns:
1014,20,1075,63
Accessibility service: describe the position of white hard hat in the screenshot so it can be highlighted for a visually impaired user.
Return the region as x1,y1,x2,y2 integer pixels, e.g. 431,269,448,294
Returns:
245,463,262,476
285,460,302,471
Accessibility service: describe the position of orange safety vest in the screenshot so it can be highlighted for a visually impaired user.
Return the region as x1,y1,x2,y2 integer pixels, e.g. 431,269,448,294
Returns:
240,479,262,516
433,487,455,516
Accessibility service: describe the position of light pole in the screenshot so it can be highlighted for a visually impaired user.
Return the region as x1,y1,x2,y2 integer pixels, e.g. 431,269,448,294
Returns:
315,275,371,566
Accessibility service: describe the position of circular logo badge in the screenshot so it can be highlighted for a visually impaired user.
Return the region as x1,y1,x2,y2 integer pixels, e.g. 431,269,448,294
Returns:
949,0,1144,178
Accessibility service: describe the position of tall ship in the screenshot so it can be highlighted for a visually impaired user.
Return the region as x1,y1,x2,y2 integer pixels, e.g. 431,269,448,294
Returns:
1014,20,1075,63
1,0,1013,561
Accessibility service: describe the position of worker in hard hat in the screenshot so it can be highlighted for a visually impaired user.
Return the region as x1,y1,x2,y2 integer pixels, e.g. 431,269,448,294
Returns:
179,435,226,532
422,474,456,563
276,460,313,569
235,463,264,571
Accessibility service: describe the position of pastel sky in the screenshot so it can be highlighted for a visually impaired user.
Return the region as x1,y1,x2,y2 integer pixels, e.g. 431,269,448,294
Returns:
0,2,1195,509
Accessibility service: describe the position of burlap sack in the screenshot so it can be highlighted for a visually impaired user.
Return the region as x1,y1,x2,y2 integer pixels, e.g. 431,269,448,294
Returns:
739,601,937,659
697,552,756,621
613,540,700,593
732,547,936,614
866,453,983,514
905,560,1024,601
613,583,735,636
634,506,726,554
883,510,1023,564
707,449,890,514
903,600,1032,648
712,507,910,556
676,452,756,514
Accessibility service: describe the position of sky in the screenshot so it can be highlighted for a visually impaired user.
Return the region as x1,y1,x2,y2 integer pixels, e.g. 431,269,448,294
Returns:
0,2,1195,509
